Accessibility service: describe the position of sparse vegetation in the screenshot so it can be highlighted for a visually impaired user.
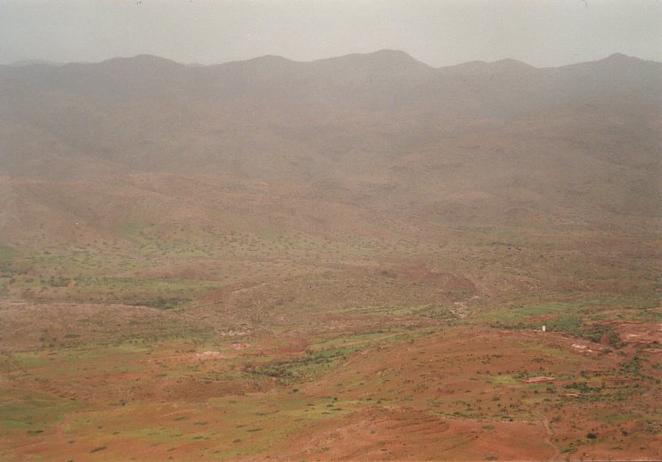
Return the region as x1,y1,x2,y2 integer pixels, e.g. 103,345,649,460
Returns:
0,38,659,462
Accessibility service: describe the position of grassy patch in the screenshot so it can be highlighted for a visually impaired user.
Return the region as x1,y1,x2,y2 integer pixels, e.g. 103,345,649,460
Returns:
474,299,635,346
0,245,16,269
475,301,583,328
17,274,219,308
489,374,520,386
203,395,359,457
0,245,17,293
244,346,357,383
0,395,79,434
11,351,49,369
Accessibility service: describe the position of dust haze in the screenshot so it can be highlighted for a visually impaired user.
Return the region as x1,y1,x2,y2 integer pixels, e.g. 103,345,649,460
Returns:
2,0,661,66
0,1,661,461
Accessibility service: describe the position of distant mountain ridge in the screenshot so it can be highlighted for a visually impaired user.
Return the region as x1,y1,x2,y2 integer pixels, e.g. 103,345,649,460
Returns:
0,49,660,247
6,49,659,70
2,49,658,112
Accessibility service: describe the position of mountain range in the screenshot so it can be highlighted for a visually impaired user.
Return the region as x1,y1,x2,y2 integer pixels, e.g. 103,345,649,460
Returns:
0,50,660,249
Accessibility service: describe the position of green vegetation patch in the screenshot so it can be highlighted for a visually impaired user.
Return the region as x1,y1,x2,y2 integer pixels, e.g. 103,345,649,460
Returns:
0,395,80,434
248,326,437,384
204,395,359,458
475,301,582,326
20,274,220,308
310,327,431,351
489,374,520,386
0,245,17,293
11,351,50,369
474,299,632,347
244,346,357,383
0,244,16,268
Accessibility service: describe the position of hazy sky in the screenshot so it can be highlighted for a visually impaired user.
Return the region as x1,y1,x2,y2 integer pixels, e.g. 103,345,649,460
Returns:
1,0,660,67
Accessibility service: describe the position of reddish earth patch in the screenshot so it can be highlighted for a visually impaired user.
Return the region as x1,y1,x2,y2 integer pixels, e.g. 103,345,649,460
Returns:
265,407,553,461
230,343,251,351
1,317,660,461
614,321,662,345
570,342,604,355
192,351,226,361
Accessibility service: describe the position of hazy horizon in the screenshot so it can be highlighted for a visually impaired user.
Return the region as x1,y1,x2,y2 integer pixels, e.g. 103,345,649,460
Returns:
1,0,661,67
4,48,659,69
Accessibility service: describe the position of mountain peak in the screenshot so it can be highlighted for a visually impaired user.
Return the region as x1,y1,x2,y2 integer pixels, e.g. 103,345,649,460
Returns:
97,54,182,68
314,49,430,73
492,58,535,69
347,49,421,64
601,52,640,64
368,49,416,59
242,54,295,65
605,52,630,60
